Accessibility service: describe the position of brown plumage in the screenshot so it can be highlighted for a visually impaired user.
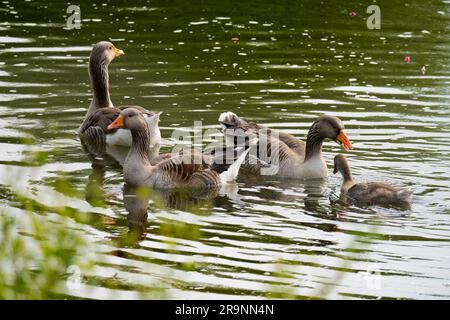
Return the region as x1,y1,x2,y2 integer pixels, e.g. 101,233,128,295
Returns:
218,112,353,179
108,108,251,189
78,41,161,150
333,154,413,206
219,112,305,156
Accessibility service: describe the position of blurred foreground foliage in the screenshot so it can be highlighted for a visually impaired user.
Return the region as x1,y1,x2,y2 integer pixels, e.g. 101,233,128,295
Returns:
0,147,93,299
0,208,92,299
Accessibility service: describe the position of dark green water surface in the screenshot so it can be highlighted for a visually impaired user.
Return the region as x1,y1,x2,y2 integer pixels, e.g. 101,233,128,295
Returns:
1,0,450,299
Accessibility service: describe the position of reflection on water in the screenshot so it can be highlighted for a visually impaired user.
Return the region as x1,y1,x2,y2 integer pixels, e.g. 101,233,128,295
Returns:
122,185,151,245
1,0,450,299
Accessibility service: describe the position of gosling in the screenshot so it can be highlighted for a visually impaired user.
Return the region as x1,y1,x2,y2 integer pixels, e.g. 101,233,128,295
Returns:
333,154,413,206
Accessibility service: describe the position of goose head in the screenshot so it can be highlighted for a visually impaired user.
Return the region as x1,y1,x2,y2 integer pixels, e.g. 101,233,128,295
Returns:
333,154,354,184
107,107,147,131
90,41,124,66
218,111,242,130
313,115,353,151
333,154,349,175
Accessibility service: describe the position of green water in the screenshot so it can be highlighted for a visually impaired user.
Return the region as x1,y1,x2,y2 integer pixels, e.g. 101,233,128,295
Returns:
1,0,450,299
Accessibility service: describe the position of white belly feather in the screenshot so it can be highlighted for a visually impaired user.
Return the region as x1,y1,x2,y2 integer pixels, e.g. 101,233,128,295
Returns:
106,128,132,146
277,153,328,179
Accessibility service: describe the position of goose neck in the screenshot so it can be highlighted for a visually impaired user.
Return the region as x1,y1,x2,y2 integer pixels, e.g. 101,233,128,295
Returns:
89,58,112,110
304,127,324,161
129,127,151,164
341,166,353,183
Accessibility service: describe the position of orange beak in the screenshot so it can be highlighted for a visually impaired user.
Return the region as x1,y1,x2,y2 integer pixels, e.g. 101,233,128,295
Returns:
107,115,124,130
336,130,353,151
114,47,124,58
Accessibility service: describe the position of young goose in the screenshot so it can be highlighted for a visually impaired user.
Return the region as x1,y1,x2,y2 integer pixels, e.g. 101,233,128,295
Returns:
78,41,161,148
107,108,251,189
333,154,413,206
218,112,352,179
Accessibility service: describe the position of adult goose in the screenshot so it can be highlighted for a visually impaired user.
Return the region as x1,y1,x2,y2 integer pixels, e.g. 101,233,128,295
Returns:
78,41,161,149
107,108,252,189
218,112,352,179
333,154,413,206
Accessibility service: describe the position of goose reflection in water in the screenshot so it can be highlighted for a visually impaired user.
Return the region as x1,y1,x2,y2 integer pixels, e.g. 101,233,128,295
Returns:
120,183,240,245
122,185,151,243
82,141,160,207
237,172,328,205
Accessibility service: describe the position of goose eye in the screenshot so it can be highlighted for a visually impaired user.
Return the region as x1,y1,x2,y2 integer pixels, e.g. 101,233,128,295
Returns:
128,114,133,118
109,47,112,50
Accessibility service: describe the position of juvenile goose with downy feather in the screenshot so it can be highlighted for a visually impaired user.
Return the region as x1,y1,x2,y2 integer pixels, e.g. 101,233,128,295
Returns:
333,154,413,206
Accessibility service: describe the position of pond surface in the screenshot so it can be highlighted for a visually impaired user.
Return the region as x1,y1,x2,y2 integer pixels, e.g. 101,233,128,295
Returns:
1,0,450,299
